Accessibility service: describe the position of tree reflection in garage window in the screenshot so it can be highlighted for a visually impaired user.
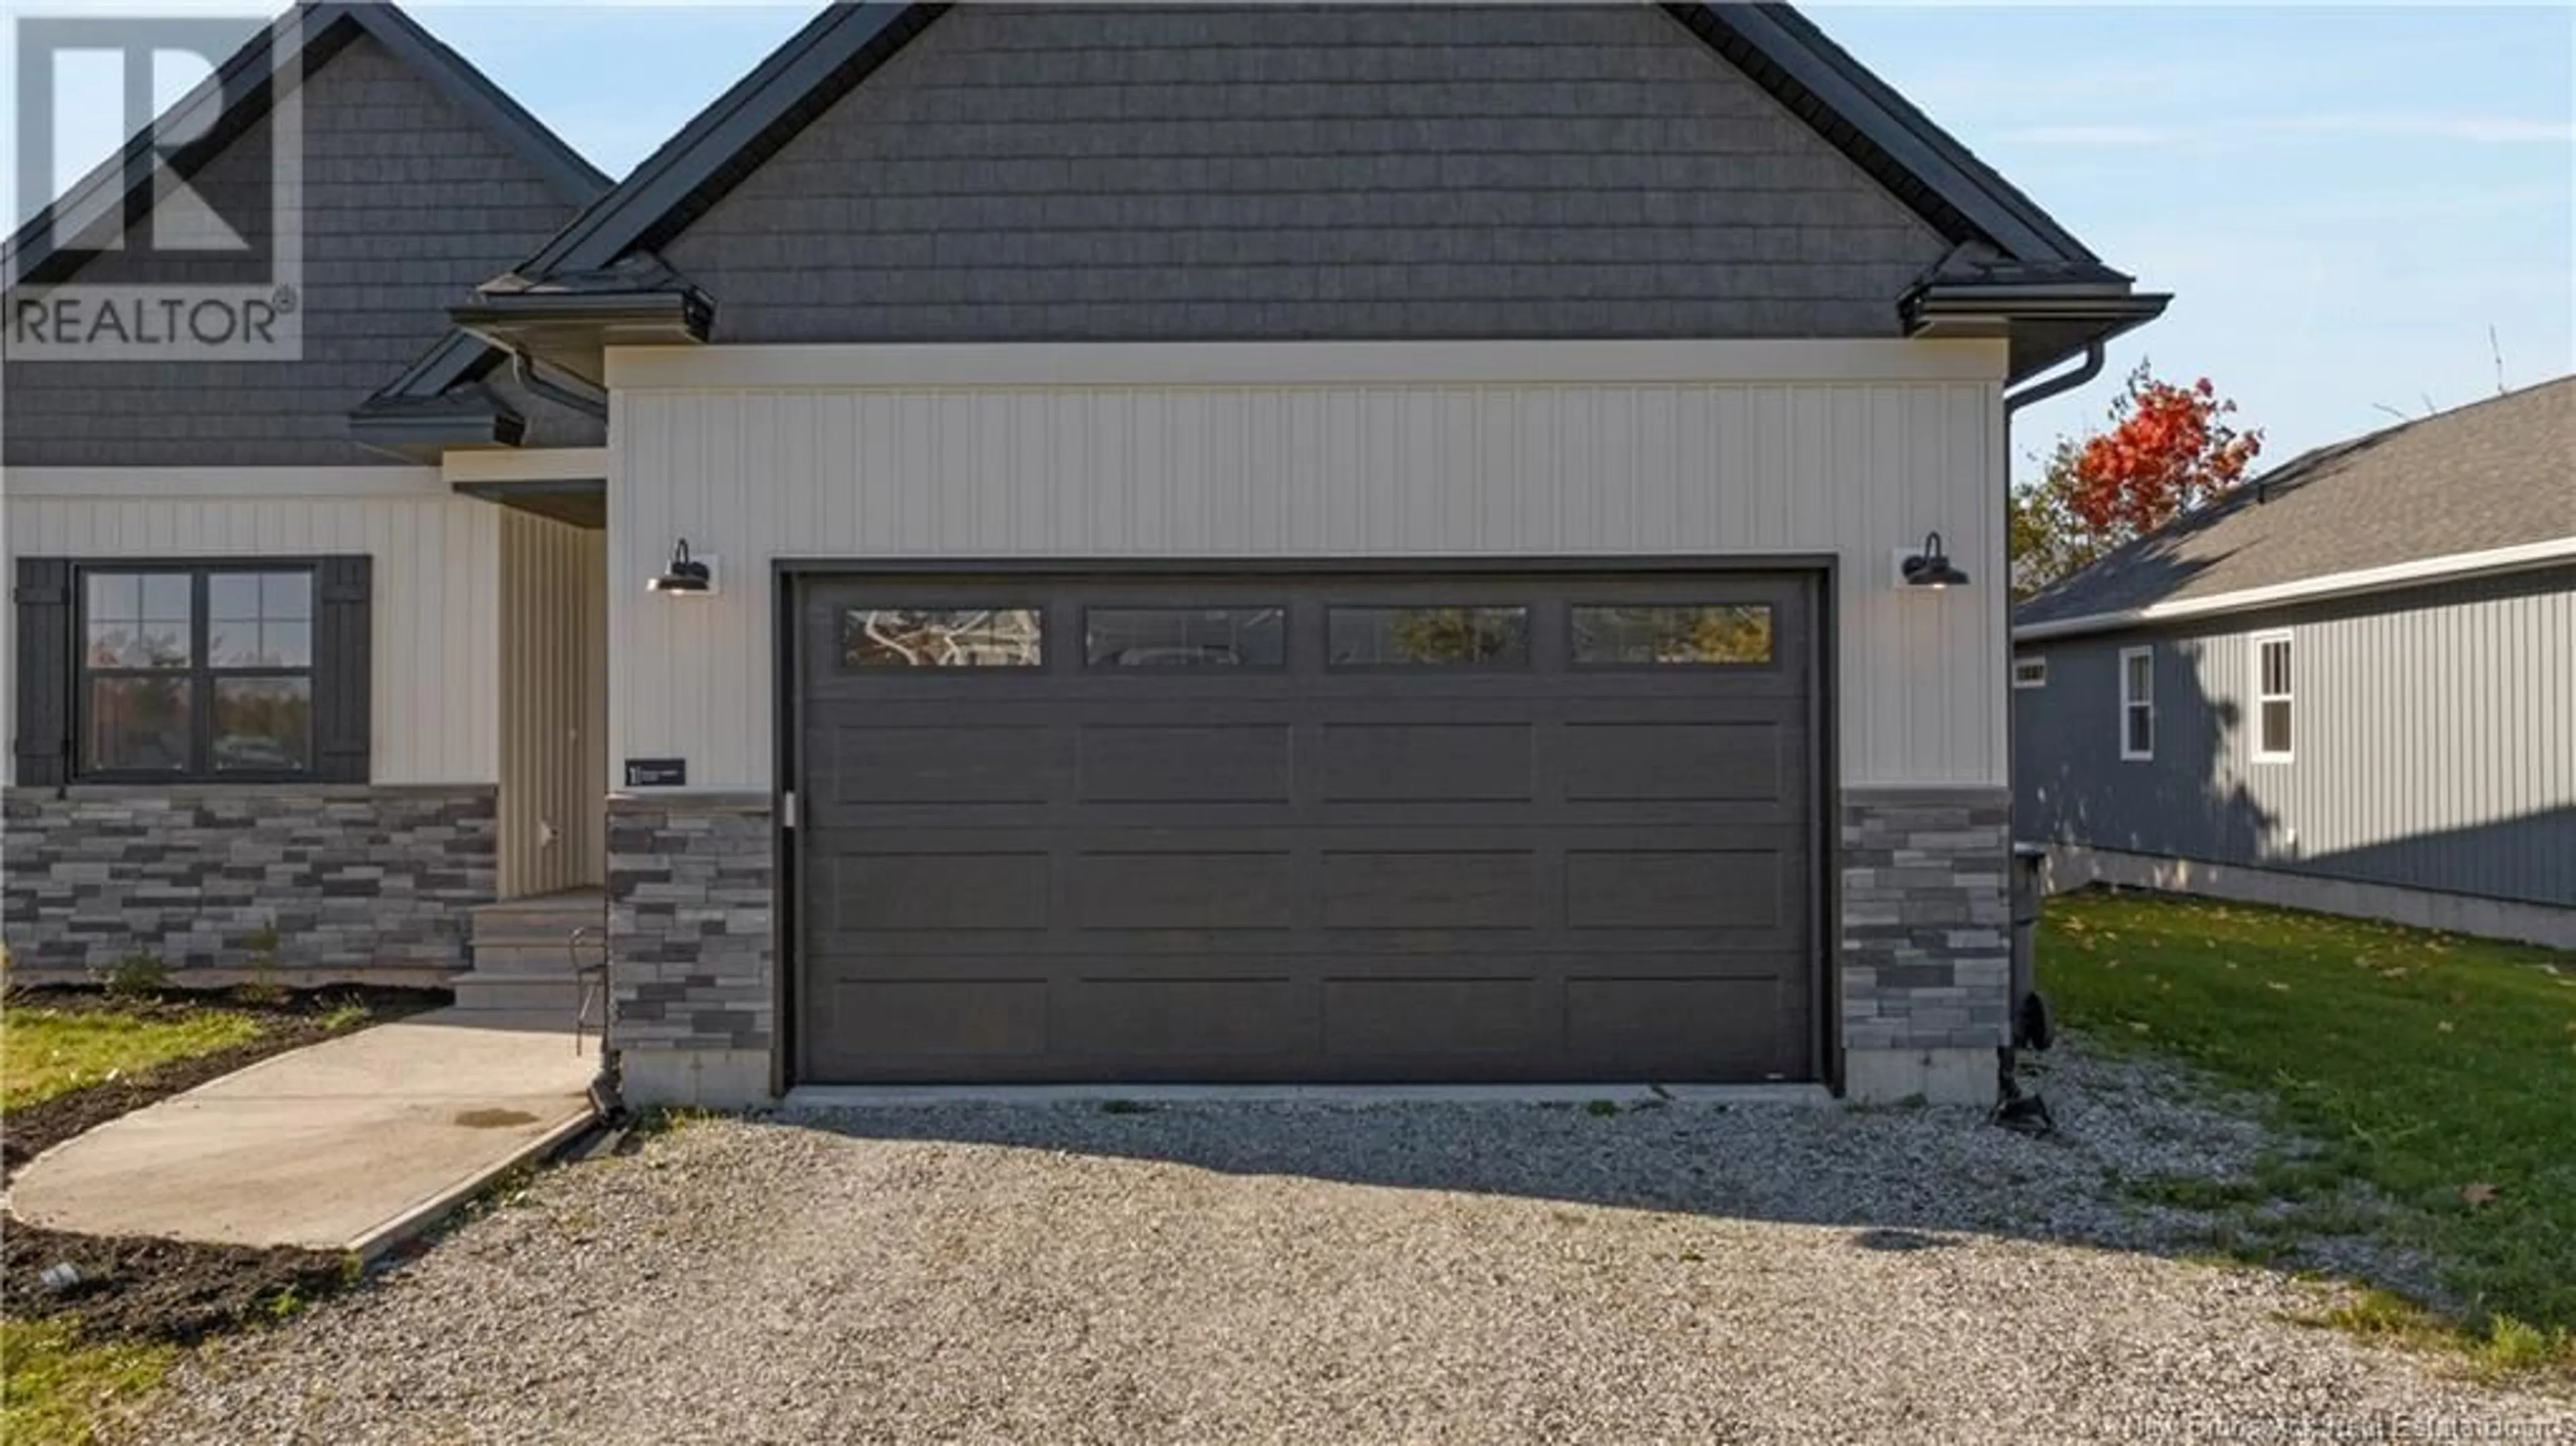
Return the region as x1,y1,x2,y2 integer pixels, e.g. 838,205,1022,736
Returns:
1327,606,1529,667
843,608,1044,668
1571,605,1773,666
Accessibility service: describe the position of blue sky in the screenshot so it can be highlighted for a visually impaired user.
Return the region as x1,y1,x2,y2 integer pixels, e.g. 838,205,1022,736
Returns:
14,3,2572,485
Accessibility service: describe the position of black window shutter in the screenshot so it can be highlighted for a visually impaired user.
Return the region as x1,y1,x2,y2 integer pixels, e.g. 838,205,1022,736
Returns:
313,556,372,784
13,557,73,787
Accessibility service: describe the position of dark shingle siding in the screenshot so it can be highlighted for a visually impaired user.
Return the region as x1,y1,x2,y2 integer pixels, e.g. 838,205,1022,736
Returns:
660,4,1951,344
3,35,580,466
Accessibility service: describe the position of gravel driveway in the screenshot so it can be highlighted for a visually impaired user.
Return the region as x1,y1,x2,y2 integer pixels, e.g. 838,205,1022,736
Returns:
142,1043,2574,1445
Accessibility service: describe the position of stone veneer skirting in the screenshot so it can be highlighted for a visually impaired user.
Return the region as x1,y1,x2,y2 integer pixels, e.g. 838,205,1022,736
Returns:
606,793,775,1057
1839,787,2013,1053
604,787,2013,1105
2,784,496,976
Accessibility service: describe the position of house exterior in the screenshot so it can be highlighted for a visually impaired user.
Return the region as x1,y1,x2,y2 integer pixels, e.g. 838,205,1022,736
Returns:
7,2,2167,1106
2013,377,2576,949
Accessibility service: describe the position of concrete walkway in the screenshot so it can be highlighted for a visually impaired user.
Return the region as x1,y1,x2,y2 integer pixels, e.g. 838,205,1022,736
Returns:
9,1009,597,1256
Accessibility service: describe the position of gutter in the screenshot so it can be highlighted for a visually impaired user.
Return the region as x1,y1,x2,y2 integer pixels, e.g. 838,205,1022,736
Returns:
2002,342,2104,416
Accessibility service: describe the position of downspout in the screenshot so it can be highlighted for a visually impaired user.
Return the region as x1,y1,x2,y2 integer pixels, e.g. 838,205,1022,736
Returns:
1990,340,2104,1132
508,349,608,421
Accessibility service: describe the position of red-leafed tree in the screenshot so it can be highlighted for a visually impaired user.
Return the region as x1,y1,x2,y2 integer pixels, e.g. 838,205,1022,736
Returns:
2010,364,2263,599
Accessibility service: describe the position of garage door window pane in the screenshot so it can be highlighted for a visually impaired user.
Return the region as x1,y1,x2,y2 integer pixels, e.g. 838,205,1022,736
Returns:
1327,607,1529,667
843,608,1043,668
1086,607,1286,668
1572,605,1773,666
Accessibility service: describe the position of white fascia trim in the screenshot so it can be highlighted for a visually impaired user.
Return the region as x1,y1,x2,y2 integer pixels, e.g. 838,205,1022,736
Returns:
442,447,612,485
604,338,2012,392
1,466,444,499
2015,535,2576,641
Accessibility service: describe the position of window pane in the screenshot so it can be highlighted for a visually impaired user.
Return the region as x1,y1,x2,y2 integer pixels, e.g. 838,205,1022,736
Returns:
87,572,140,621
2125,652,2153,700
2260,699,2292,756
2261,640,2291,696
86,676,193,773
211,619,311,668
1572,604,1772,665
1327,607,1529,667
1086,607,1285,668
843,608,1043,668
85,572,193,666
209,572,262,621
213,677,312,772
262,572,311,619
2126,706,2153,756
87,620,191,669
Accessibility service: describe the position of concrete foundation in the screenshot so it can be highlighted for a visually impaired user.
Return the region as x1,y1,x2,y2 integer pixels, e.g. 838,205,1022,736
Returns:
1841,1046,1998,1107
2043,844,2576,951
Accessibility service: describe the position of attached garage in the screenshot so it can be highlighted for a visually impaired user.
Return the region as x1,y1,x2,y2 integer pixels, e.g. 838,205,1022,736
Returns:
788,567,1822,1084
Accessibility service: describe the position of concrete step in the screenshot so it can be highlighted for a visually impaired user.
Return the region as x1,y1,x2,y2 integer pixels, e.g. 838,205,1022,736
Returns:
470,915,606,947
470,941,600,975
449,972,596,1018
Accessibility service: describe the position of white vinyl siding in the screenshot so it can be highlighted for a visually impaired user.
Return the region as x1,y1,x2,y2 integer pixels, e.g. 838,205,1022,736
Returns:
609,341,2010,791
2119,646,2155,760
3,475,500,785
2252,631,2294,763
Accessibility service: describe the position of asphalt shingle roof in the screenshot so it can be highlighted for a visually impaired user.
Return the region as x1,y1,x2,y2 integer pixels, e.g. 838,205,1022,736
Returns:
2015,374,2576,628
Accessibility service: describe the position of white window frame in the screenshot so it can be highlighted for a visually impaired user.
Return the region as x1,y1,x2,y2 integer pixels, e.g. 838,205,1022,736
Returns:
2012,655,2048,689
2251,630,2294,764
2118,645,2155,761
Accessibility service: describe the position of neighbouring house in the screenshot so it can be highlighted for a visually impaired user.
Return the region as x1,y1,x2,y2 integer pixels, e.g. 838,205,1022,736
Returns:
2013,376,2576,949
7,2,2168,1106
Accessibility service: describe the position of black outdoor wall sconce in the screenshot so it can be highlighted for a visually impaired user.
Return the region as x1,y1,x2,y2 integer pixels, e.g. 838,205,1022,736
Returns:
647,538,717,596
1900,531,1970,589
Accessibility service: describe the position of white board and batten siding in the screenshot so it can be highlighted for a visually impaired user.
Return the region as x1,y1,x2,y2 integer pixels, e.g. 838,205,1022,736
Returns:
1,468,500,786
606,340,2012,792
497,509,609,894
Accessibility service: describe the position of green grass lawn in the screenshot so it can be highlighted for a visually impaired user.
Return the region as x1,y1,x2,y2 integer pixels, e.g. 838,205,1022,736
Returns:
0,1320,173,1446
3,1004,268,1112
2041,890,2576,1367
3,996,292,1443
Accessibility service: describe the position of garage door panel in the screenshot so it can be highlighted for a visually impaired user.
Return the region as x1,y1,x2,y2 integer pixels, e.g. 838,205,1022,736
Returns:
1322,977,1550,1060
826,852,1053,932
1563,721,1789,803
830,725,1053,805
1320,850,1542,929
1317,722,1535,802
1564,849,1784,929
797,569,1819,1084
1069,851,1297,931
1057,978,1307,1061
1076,724,1292,803
812,978,1052,1070
1564,976,1803,1075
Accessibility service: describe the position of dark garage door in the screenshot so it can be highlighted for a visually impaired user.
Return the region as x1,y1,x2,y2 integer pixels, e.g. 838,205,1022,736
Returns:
793,570,1819,1084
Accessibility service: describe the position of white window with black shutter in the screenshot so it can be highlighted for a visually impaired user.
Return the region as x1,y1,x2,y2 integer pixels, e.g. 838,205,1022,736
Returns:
13,556,370,786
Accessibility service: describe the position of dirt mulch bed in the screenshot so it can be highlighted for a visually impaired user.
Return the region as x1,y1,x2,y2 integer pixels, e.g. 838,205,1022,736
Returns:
1,1223,356,1344
1,986,445,1180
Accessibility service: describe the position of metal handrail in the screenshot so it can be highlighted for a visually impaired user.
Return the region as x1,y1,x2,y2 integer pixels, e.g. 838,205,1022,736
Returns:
569,924,610,1057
